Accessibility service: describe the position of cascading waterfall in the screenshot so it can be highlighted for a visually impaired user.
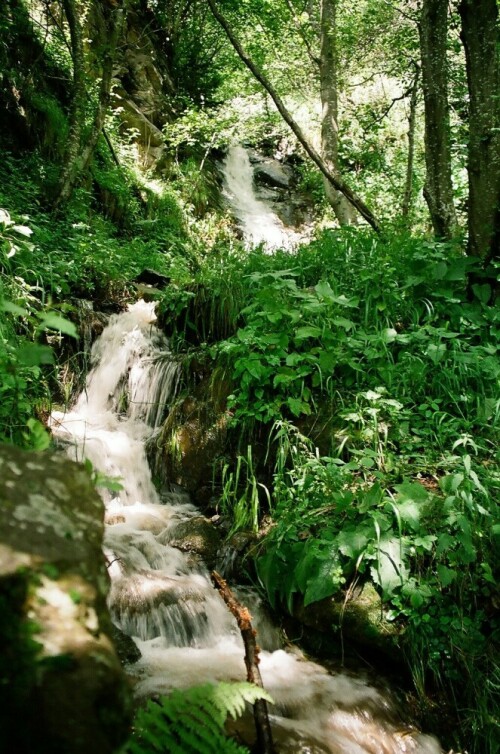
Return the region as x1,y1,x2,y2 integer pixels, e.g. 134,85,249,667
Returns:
50,300,441,754
222,144,297,250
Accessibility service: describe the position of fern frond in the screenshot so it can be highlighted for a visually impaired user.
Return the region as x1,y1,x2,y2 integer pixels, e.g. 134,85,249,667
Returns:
124,681,274,754
211,681,274,720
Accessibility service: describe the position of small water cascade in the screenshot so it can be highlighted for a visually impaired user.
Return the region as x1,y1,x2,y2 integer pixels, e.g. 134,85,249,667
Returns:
50,301,441,754
222,144,298,250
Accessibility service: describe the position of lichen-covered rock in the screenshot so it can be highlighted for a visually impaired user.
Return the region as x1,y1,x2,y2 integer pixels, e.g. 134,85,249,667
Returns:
293,582,401,662
0,443,131,754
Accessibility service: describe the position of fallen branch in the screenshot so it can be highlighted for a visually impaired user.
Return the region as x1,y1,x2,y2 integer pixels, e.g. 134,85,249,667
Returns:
211,571,275,754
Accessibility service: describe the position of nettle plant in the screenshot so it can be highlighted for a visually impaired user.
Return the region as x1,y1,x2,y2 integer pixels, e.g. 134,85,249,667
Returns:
218,269,361,423
0,208,78,448
256,421,498,636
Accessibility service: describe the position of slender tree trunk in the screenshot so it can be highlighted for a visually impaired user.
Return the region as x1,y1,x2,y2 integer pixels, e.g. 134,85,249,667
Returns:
54,1,124,209
207,0,381,231
78,6,124,175
402,65,420,222
320,0,356,224
459,0,500,264
54,0,86,208
418,0,457,238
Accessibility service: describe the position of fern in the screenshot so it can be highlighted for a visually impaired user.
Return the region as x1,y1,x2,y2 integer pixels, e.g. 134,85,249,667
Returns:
124,682,273,754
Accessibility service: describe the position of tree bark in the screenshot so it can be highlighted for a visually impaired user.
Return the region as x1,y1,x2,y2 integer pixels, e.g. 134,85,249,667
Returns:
320,0,356,224
207,0,380,231
211,571,275,754
54,0,86,208
418,0,457,238
54,1,124,209
459,0,500,263
402,64,420,222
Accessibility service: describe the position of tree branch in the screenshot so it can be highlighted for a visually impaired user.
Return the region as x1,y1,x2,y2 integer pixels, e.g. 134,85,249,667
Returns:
207,0,381,231
211,571,275,754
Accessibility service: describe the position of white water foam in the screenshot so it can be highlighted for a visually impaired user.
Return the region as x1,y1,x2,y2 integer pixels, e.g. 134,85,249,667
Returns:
222,144,299,250
50,300,441,754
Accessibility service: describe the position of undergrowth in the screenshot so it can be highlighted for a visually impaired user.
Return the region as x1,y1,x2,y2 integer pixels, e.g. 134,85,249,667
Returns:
159,229,500,753
124,682,272,754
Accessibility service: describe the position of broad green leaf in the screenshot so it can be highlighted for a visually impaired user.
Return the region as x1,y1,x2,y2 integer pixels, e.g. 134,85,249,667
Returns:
314,280,335,300
1,300,29,317
370,536,408,595
472,283,491,304
394,481,429,504
332,317,355,330
437,565,457,587
337,528,369,559
37,312,78,338
17,343,54,366
318,350,335,372
295,325,322,340
12,224,33,237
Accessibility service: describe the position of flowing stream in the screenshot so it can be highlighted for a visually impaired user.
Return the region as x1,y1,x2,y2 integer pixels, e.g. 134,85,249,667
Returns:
50,301,441,754
222,144,299,250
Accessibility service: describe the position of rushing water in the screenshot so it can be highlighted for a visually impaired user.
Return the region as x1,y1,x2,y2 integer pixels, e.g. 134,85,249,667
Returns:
50,301,441,754
222,144,299,250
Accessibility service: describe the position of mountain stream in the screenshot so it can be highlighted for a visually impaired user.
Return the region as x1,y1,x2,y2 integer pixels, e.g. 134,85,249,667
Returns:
50,301,442,754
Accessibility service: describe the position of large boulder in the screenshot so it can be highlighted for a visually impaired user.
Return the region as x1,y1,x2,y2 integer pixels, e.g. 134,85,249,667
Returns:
293,582,402,663
0,443,131,754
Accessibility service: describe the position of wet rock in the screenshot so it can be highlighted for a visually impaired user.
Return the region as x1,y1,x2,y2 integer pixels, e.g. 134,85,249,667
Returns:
294,582,401,662
248,150,294,189
111,624,142,665
150,379,231,509
160,516,222,570
216,530,258,580
134,268,170,288
0,443,131,754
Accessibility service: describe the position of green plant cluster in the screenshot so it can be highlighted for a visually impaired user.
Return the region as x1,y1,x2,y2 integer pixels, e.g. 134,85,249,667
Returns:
124,681,272,754
160,230,499,752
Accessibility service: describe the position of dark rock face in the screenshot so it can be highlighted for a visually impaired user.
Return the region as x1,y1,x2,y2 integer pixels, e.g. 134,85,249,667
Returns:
245,149,314,228
150,378,231,510
160,516,222,570
0,443,131,754
248,151,294,190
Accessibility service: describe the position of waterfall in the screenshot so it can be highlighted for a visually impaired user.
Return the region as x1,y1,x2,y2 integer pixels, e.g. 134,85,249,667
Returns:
222,145,297,250
50,301,441,754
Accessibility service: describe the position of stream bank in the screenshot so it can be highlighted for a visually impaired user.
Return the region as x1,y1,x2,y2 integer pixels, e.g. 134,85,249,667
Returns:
46,299,441,754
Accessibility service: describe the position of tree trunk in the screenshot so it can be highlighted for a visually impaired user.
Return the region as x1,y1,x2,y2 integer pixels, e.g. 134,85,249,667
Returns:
459,0,500,264
207,0,380,231
418,0,457,238
78,5,124,175
54,1,124,209
320,0,357,224
402,65,420,222
54,0,86,208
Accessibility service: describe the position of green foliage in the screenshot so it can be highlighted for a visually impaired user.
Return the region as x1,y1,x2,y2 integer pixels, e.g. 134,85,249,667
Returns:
162,230,499,753
0,208,79,448
218,446,270,534
124,682,273,754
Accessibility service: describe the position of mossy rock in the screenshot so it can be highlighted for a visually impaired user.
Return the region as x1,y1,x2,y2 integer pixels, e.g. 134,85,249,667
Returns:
294,583,402,663
0,443,131,754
